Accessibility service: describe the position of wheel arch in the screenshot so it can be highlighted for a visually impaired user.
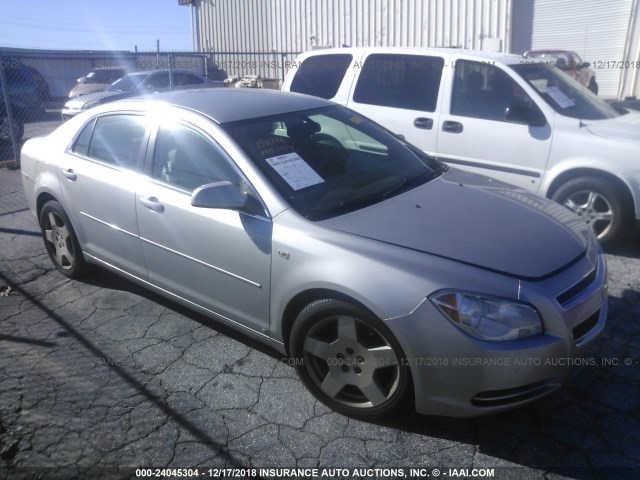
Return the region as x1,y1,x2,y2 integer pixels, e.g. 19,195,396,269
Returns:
36,191,60,219
545,168,635,217
280,288,374,355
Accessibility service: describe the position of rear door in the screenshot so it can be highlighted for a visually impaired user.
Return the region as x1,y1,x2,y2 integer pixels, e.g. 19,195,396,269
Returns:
345,52,447,156
58,114,150,277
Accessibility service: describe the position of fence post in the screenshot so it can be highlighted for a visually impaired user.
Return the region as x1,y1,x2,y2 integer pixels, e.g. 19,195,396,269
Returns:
0,61,21,168
281,53,287,82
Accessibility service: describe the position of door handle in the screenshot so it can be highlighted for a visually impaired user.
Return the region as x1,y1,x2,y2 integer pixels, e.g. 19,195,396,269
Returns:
413,117,433,130
61,169,77,181
139,196,165,213
442,121,464,133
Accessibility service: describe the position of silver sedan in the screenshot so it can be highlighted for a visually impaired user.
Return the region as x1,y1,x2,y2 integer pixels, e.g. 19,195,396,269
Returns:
21,89,608,418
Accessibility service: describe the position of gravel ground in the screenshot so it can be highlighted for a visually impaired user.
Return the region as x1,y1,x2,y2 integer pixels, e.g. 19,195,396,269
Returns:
0,166,639,480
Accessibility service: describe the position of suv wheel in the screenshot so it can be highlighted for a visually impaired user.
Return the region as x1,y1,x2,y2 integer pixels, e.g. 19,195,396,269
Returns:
551,177,626,244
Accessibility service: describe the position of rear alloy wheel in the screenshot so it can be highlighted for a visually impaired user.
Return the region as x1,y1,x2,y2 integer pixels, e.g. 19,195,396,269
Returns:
39,200,87,278
290,299,410,417
551,177,626,244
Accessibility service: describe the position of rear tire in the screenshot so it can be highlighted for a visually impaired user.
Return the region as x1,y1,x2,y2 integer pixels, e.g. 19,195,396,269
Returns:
551,177,627,244
290,299,411,418
39,200,87,278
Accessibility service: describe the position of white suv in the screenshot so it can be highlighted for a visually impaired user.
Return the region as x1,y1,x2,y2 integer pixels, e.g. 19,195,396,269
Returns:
282,47,640,244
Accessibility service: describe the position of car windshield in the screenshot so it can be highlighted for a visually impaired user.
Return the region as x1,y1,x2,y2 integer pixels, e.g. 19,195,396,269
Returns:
85,69,125,84
224,106,445,220
525,52,577,70
106,73,149,92
511,63,620,120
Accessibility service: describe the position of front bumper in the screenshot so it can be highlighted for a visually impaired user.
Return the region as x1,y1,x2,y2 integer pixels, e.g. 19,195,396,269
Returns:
386,251,608,417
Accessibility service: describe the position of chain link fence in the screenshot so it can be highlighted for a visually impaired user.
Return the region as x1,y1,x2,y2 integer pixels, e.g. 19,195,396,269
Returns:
0,49,300,168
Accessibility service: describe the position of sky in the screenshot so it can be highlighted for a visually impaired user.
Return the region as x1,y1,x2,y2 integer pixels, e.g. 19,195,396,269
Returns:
0,0,193,52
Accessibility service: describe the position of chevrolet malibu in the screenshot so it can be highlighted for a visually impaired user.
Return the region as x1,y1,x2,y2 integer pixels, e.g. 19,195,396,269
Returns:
21,89,608,418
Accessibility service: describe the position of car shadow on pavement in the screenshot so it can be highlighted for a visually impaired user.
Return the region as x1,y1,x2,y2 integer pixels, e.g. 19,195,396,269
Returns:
371,288,640,479
2,239,637,477
0,268,270,470
73,268,639,479
603,222,640,259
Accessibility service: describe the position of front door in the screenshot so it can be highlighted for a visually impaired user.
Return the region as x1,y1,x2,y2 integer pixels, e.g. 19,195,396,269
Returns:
136,121,272,334
437,59,553,192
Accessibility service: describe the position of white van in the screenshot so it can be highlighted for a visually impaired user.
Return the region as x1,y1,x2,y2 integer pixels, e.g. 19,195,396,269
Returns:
282,47,640,244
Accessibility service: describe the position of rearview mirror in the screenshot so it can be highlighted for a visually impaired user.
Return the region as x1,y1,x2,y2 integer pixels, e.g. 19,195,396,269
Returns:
504,105,546,127
191,181,247,210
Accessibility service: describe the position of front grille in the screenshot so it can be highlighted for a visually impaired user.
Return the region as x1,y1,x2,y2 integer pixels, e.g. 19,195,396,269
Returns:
573,310,600,343
471,380,557,407
556,268,597,307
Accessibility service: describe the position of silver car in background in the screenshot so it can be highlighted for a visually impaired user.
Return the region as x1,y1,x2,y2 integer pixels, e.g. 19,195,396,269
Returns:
61,69,224,120
21,89,607,418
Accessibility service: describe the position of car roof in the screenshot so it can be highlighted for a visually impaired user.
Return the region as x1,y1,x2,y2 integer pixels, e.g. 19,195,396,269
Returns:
298,46,525,65
120,88,335,124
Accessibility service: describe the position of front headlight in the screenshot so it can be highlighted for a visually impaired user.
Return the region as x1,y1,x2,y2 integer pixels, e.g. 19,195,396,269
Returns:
430,291,543,341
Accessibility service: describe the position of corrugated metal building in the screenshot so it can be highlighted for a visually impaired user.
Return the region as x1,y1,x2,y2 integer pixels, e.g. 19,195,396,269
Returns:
190,0,640,98
197,0,512,52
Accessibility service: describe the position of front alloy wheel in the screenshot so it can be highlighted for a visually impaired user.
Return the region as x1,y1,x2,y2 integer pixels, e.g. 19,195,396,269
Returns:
290,299,409,417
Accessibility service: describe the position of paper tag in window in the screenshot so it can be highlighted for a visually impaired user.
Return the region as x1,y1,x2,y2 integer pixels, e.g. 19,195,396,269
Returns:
266,152,324,191
545,86,575,109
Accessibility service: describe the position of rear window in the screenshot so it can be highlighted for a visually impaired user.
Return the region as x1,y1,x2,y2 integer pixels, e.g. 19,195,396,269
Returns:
353,54,444,111
289,54,352,99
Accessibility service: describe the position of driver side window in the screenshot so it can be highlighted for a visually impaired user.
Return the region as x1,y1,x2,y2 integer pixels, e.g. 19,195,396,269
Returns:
451,60,534,122
151,123,240,192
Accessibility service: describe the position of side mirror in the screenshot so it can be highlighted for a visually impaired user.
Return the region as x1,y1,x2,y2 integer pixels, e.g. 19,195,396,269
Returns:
504,105,546,127
581,62,591,69
191,181,247,210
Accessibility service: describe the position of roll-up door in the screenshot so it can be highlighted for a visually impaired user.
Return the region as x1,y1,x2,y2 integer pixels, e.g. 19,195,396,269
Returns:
532,0,633,97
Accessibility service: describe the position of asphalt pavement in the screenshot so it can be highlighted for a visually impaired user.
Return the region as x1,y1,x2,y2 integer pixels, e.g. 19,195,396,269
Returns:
1,166,639,480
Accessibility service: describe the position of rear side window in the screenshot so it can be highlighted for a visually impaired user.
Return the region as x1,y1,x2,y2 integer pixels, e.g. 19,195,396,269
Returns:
173,72,204,86
290,54,352,99
71,119,95,156
86,115,149,168
353,54,444,111
145,72,171,90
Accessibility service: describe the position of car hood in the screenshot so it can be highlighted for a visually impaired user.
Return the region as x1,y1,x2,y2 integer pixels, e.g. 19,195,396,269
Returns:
64,90,129,109
583,111,640,141
69,83,110,99
320,169,590,279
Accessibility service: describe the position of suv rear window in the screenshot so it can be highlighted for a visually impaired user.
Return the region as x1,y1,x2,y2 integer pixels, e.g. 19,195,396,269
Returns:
353,54,444,111
290,54,352,99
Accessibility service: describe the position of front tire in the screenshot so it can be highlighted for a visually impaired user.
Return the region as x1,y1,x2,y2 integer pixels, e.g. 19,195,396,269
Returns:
39,200,87,278
551,177,626,244
290,299,410,418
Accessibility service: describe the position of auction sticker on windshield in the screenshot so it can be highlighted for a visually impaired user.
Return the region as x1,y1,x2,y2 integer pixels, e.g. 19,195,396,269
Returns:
266,152,324,190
